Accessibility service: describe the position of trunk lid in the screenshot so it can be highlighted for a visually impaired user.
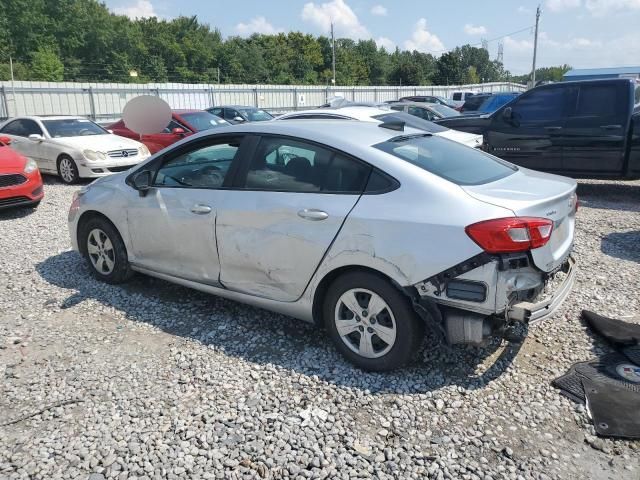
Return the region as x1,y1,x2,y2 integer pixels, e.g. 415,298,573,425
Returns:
462,168,577,272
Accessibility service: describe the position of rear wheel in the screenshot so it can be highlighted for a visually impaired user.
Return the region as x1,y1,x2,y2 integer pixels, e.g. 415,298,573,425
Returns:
324,271,424,371
57,155,79,184
79,217,133,284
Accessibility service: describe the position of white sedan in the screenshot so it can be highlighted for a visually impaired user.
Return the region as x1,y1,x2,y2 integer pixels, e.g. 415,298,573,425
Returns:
0,116,151,184
276,105,483,149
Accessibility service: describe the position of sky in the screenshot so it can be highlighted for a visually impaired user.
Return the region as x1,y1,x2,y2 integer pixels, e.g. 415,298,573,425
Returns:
103,0,640,75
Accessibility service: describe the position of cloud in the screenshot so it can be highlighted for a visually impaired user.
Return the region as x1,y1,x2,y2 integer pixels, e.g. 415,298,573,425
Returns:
463,24,487,35
502,30,635,74
403,18,445,54
370,4,388,16
585,0,640,15
235,17,282,36
376,36,395,50
517,6,533,13
114,0,158,18
301,0,370,39
545,0,582,11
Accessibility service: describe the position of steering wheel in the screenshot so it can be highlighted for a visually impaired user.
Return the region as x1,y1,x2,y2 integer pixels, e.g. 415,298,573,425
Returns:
79,128,92,136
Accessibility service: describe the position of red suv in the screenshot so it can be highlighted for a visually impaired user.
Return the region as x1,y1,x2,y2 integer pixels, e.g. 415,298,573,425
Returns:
0,136,44,210
108,109,229,154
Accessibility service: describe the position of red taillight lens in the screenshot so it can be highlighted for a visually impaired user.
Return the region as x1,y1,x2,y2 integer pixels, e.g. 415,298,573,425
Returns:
465,217,554,253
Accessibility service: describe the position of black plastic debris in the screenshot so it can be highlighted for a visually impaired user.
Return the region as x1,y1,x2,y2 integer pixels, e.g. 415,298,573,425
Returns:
552,310,640,439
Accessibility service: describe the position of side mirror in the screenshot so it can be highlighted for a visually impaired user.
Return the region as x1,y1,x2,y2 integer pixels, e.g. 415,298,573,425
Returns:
28,134,44,142
131,170,152,197
0,136,11,146
171,127,186,136
233,116,245,123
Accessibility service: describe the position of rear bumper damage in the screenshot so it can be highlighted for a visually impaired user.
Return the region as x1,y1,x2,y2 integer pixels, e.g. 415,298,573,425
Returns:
412,253,576,345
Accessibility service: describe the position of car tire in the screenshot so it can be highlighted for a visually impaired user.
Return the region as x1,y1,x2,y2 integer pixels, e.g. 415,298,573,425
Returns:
57,155,80,184
324,271,424,372
30,201,41,209
79,217,133,284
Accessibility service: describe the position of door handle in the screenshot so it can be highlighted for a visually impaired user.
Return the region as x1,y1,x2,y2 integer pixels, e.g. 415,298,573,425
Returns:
600,124,622,130
544,126,562,131
190,204,212,215
298,208,329,221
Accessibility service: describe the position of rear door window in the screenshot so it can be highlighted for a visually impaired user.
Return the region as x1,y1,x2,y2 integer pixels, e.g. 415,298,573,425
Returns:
374,134,516,185
573,84,625,119
243,137,371,193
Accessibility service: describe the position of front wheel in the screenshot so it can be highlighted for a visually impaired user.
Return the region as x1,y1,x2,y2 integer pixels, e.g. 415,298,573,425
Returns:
324,271,424,371
79,217,133,284
57,155,80,184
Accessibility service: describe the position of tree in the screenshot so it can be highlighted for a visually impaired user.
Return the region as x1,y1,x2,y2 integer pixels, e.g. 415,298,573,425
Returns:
30,47,64,81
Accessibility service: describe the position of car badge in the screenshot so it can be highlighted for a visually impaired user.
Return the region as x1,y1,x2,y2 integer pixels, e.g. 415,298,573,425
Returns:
122,150,129,158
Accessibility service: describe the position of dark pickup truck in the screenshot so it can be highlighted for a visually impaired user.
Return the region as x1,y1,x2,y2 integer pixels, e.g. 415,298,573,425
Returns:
436,79,640,178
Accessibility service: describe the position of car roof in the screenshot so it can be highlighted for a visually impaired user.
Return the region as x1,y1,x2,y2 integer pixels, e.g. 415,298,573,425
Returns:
278,106,391,121
9,115,89,121
173,109,207,114
388,101,436,108
193,119,425,152
214,105,260,109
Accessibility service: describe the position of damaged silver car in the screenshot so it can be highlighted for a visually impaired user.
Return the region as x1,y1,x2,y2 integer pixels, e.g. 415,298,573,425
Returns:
68,120,577,371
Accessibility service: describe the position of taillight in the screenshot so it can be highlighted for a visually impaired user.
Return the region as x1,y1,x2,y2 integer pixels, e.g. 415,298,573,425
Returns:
465,217,554,253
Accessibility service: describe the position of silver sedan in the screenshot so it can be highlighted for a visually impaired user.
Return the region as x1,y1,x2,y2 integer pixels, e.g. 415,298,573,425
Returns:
68,120,577,371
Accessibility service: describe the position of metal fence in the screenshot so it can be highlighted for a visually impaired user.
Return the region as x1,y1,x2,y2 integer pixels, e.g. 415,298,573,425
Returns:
0,81,526,122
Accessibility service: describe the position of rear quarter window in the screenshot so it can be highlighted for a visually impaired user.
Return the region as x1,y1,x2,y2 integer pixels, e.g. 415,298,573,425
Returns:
374,134,517,186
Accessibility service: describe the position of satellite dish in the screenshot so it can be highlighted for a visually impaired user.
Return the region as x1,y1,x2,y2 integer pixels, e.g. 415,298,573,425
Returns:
122,95,171,135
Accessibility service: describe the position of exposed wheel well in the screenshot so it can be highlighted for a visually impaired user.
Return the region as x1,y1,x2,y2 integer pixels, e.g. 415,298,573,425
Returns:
311,265,404,326
76,210,120,256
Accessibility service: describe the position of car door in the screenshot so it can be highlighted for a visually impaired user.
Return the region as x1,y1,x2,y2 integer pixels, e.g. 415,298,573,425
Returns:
125,135,247,284
216,135,372,302
141,119,191,153
561,82,629,175
486,86,570,172
0,119,44,167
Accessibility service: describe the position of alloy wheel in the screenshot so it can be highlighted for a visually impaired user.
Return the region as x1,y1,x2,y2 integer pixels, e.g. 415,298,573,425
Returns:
87,228,115,275
334,288,397,358
59,158,76,183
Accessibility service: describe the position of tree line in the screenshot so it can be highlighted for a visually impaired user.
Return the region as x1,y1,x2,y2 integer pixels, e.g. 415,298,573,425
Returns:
0,0,566,86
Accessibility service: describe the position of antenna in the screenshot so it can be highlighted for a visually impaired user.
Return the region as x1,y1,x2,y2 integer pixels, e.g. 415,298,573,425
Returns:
497,42,504,63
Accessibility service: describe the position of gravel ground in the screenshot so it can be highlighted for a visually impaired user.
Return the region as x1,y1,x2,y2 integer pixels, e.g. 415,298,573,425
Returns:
1,176,639,480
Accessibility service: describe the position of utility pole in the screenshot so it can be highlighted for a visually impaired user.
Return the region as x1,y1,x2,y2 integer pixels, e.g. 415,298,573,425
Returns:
531,5,541,88
9,55,16,110
331,22,336,86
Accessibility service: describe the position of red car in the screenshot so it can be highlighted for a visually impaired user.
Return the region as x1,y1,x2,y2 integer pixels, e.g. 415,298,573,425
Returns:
0,136,44,210
108,109,230,154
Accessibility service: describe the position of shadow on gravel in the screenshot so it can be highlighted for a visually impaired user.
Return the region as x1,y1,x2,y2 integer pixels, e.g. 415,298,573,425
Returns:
0,205,38,221
36,251,522,395
601,231,640,263
576,182,640,213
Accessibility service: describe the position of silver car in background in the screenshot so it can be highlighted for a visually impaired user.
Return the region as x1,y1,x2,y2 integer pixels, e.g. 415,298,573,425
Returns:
68,120,577,371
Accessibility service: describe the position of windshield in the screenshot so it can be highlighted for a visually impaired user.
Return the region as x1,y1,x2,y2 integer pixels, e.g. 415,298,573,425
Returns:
374,134,516,186
240,108,274,121
430,104,460,117
180,112,230,131
372,112,448,133
42,119,107,137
